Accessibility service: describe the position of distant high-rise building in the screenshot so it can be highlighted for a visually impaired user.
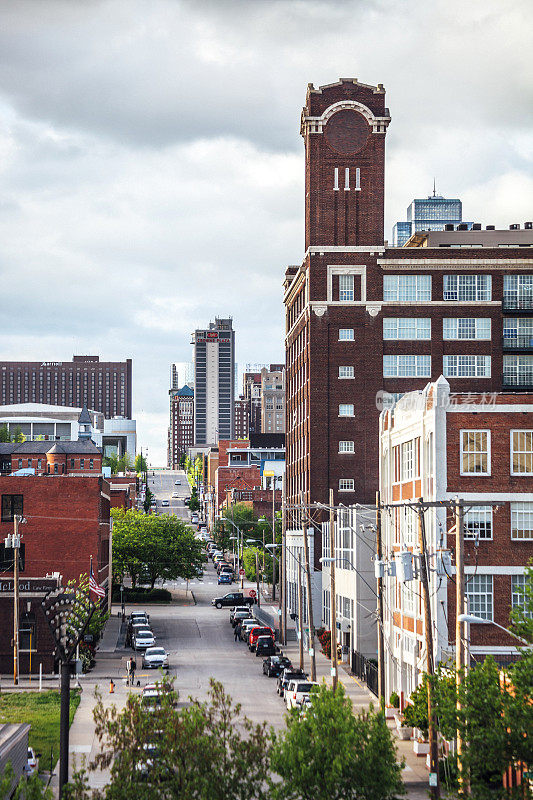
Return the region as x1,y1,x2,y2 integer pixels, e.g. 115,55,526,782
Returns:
0,356,132,419
392,188,472,246
260,365,285,433
242,371,262,435
233,397,249,439
172,361,194,388
192,318,235,446
168,385,194,468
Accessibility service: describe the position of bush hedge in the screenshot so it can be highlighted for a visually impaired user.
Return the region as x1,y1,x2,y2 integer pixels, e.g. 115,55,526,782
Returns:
111,586,172,603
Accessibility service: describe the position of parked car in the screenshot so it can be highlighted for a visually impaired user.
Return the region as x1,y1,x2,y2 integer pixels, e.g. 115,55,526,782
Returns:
212,591,254,609
172,492,179,498
175,480,181,485
230,606,251,624
248,626,275,652
255,636,277,657
218,573,232,585
285,680,319,710
277,668,308,697
150,500,157,508
240,619,259,641
128,622,151,646
262,655,292,677
191,514,199,523
184,498,190,506
161,499,170,507
134,629,156,650
216,561,232,574
130,611,150,623
141,688,162,712
142,647,169,669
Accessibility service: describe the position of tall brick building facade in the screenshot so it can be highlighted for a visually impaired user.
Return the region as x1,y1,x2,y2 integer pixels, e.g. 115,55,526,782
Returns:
284,77,533,517
168,385,194,468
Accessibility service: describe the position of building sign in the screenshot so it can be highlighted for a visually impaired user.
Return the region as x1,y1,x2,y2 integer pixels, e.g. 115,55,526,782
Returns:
0,577,59,594
196,332,231,343
41,362,63,367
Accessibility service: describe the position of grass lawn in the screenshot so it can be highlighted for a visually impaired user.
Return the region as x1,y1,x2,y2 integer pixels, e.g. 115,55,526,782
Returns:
0,689,81,771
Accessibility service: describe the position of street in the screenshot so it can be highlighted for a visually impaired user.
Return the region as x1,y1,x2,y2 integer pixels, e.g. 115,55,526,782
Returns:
147,468,190,521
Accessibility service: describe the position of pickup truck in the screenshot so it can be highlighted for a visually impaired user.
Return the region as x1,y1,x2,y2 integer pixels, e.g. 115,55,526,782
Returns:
211,591,255,609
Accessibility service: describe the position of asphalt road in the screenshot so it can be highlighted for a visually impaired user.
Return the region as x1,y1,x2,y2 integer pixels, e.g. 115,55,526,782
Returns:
147,468,190,520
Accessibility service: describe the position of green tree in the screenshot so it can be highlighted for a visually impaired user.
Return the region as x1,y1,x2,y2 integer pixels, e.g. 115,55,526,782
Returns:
68,678,273,800
12,425,25,443
134,453,147,473
271,683,404,800
509,561,533,644
243,546,273,583
104,454,119,474
0,764,53,799
188,487,200,512
0,424,11,442
111,508,203,589
212,519,232,556
117,452,132,473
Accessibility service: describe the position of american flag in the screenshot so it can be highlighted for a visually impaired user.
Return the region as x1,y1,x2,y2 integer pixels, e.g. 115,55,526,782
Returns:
89,561,105,598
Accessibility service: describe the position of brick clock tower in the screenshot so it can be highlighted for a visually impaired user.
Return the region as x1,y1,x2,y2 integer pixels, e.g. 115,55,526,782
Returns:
285,78,391,522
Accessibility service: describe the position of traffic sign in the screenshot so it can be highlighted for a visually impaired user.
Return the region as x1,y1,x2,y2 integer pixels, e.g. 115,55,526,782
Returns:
239,568,245,577
249,589,257,599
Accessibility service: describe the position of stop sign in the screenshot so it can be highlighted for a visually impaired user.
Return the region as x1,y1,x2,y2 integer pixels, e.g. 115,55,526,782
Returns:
239,568,245,577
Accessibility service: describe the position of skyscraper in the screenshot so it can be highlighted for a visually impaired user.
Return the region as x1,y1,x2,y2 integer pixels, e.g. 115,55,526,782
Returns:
392,187,471,246
192,318,235,446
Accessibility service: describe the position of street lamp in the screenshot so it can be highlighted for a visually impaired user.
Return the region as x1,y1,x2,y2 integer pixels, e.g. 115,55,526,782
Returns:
457,614,528,646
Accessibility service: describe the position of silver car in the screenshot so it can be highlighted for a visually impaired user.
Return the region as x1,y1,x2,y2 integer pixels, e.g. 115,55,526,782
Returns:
134,629,156,650
142,647,169,670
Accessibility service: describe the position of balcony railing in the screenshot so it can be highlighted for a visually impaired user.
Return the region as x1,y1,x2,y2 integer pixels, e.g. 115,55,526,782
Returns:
503,371,533,388
503,335,533,350
502,295,533,311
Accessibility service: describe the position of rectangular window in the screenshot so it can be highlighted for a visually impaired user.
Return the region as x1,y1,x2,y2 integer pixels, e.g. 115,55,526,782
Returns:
443,355,491,377
27,459,32,468
37,459,41,469
461,430,490,475
70,459,75,468
511,431,533,475
466,574,493,621
355,167,361,191
401,439,418,480
339,441,355,453
443,318,491,340
1,494,23,522
504,355,533,386
339,404,354,417
333,167,339,191
401,582,416,616
339,366,354,379
80,459,85,469
503,274,533,309
344,167,350,190
383,274,431,302
339,479,354,491
511,502,533,540
464,506,492,539
443,274,492,301
511,574,532,614
339,328,354,341
339,275,354,302
383,355,431,378
90,459,94,469
383,318,431,340
503,318,533,348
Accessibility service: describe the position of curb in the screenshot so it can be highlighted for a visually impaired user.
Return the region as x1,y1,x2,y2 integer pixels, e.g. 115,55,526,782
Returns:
191,590,197,605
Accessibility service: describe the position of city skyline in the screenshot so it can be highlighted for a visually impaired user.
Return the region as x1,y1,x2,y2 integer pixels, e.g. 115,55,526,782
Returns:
0,0,531,463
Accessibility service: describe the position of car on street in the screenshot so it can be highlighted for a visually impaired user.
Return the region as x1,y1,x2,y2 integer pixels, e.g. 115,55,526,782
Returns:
175,480,181,485
184,498,190,506
212,591,254,609
230,606,251,624
255,636,277,657
262,655,292,677
240,619,259,641
285,680,319,710
142,647,169,669
172,492,179,498
248,626,275,651
191,514,199,523
133,629,156,650
161,499,170,507
216,561,232,574
141,688,162,712
130,611,150,623
150,500,157,508
217,573,232,585
277,668,308,697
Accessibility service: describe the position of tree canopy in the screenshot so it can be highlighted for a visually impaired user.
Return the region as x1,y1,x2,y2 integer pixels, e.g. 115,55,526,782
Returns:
111,508,204,588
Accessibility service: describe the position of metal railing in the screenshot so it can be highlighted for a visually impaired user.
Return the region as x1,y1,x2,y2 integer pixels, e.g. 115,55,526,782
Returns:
502,295,533,311
502,371,533,387
503,335,533,349
351,650,378,696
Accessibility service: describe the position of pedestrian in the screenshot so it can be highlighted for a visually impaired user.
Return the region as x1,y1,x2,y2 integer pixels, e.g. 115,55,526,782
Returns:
131,656,136,683
234,624,239,642
126,657,132,686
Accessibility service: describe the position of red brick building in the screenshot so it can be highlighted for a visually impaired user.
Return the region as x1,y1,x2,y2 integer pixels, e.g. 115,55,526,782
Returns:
168,386,194,468
233,398,249,439
284,77,533,520
1,440,102,476
379,379,533,700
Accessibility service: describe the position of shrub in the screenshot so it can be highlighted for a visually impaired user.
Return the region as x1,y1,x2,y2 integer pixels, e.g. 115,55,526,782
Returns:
111,587,172,603
389,691,400,708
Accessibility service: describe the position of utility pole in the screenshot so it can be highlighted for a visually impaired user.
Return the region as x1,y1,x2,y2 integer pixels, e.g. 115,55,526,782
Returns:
302,526,316,681
376,490,385,706
12,515,21,686
297,560,304,670
271,482,276,601
455,497,467,795
255,551,261,608
417,501,440,800
329,488,338,691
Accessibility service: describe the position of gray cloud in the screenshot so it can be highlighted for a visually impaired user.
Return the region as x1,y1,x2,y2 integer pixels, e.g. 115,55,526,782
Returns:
0,0,531,462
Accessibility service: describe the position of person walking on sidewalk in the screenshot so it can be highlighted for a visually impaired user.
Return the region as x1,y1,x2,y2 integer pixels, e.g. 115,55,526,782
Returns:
234,624,239,642
126,657,132,686
131,656,137,684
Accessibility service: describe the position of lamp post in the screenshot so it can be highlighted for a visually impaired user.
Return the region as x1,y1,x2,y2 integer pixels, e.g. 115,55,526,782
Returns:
5,514,26,686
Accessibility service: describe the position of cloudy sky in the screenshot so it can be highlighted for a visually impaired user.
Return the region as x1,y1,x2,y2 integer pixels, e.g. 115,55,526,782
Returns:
0,0,531,464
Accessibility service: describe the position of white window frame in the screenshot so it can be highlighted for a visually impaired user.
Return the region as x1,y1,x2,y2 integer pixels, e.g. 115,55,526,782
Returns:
383,355,431,378
443,355,491,378
443,318,491,340
383,274,431,302
339,328,354,341
511,430,533,476
339,440,355,453
339,366,355,379
511,574,531,614
511,502,533,540
460,430,490,476
464,506,493,540
466,574,493,621
443,274,492,302
339,274,354,302
339,478,355,492
338,404,354,417
383,318,431,340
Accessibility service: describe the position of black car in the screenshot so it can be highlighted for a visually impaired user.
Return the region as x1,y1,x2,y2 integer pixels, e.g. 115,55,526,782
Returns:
262,655,292,677
255,637,277,657
211,592,254,609
277,668,308,697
